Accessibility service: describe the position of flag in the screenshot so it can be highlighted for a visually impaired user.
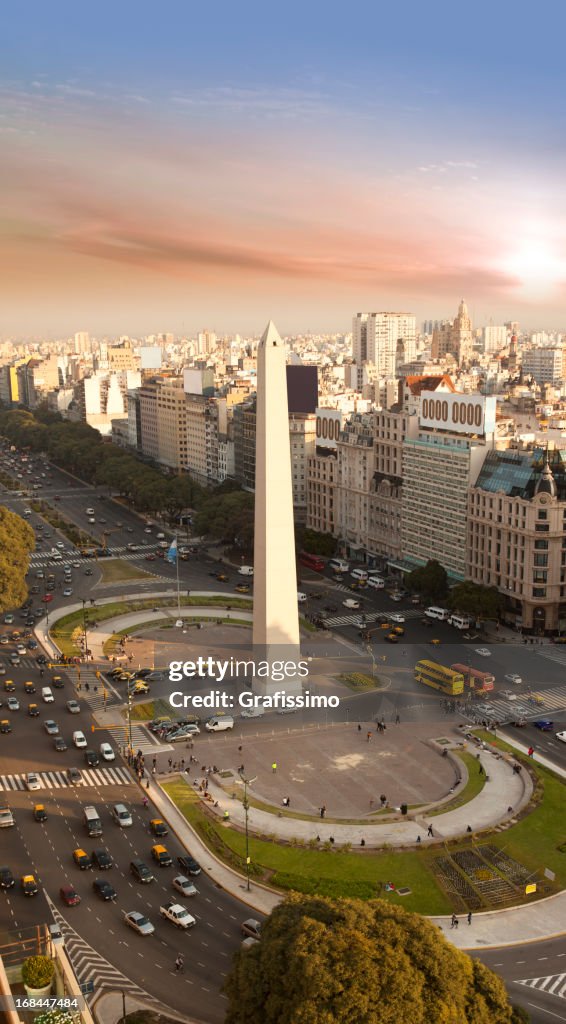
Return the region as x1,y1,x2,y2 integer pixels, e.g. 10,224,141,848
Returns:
166,537,178,564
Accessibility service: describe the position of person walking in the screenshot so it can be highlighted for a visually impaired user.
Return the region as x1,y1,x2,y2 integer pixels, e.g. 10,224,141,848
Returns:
175,954,184,973
450,913,457,929
467,911,472,925
427,824,433,837
271,762,277,773
478,762,484,774
395,713,400,725
367,731,372,742
320,805,326,819
357,724,362,733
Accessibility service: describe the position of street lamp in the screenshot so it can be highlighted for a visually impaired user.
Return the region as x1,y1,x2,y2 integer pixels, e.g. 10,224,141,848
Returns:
238,770,257,891
81,599,88,662
127,693,133,753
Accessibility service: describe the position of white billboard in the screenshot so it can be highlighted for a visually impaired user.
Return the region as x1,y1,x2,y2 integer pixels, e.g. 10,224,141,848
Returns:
315,408,343,449
419,394,496,436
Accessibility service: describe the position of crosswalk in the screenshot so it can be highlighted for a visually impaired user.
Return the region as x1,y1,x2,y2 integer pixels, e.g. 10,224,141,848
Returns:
0,766,133,791
324,608,421,628
458,682,566,724
28,544,159,567
45,893,163,1009
516,972,566,1000
537,645,566,667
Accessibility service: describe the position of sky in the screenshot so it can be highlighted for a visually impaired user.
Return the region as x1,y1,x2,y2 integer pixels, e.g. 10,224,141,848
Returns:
2,0,566,336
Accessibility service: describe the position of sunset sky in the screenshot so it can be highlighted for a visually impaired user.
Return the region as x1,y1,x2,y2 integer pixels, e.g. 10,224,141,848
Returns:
2,1,566,335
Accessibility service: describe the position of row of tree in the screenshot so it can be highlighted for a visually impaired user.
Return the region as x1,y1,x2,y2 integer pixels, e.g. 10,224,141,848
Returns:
0,505,35,613
407,559,503,619
225,894,528,1023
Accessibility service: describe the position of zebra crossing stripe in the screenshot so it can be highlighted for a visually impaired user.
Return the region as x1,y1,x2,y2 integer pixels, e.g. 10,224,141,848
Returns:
115,767,131,784
45,772,61,788
0,776,8,790
517,973,566,999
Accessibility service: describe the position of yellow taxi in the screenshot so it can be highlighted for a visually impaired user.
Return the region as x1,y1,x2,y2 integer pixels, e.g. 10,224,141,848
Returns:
150,819,169,837
151,844,173,867
21,874,39,896
27,703,39,717
0,719,12,734
73,849,92,870
33,804,47,822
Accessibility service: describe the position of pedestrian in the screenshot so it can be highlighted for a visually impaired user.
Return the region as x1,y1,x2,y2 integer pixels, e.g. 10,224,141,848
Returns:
85,681,89,691
467,912,472,925
283,797,290,807
357,724,362,732
450,913,457,929
454,917,459,929
478,763,484,774
168,758,172,769
427,824,433,837
320,805,326,819
416,835,421,844
152,766,156,775
380,794,387,807
395,713,400,725
181,758,185,769
238,745,243,753
367,731,372,742
272,762,277,773
466,825,472,833
360,838,365,847
175,954,184,973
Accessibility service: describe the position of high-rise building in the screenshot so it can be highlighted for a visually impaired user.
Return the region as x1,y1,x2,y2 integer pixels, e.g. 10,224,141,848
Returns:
352,312,416,376
521,347,565,385
483,324,507,353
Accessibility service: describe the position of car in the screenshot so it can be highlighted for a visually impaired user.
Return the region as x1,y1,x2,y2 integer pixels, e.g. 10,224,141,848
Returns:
42,595,53,604
145,553,156,561
241,918,262,940
128,682,150,696
72,561,81,569
84,749,100,767
150,819,169,837
60,884,81,906
56,542,64,550
126,527,134,533
67,767,82,785
533,720,554,731
21,874,39,896
504,673,522,685
4,680,16,693
0,866,15,889
63,588,73,597
54,737,68,751
0,719,12,733
216,573,228,582
88,517,96,524
342,598,360,609
99,742,115,761
16,644,26,655
24,682,36,694
73,849,92,870
36,655,48,665
389,613,405,624
385,633,399,643
172,874,198,898
93,878,117,901
92,848,113,870
9,654,21,665
51,675,64,688
84,567,93,576
30,585,40,594
126,543,141,551
159,900,196,929
44,720,59,735
392,626,405,636
144,527,152,534
3,614,14,625
556,731,566,743
66,700,81,714
28,703,39,717
235,584,250,593
130,859,154,883
33,804,47,822
177,854,201,876
73,731,87,748
475,648,491,657
124,910,155,936
151,844,173,867
7,697,20,711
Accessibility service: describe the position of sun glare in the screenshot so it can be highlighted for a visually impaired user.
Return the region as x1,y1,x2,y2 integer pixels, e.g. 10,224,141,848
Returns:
503,240,566,293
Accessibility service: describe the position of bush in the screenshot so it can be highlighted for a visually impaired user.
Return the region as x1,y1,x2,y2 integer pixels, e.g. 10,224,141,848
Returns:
21,955,55,988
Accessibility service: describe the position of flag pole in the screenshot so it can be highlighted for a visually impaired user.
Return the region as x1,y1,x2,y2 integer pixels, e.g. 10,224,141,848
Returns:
176,532,181,618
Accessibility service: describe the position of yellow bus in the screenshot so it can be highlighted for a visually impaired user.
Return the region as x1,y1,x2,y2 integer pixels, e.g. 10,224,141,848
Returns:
414,660,465,696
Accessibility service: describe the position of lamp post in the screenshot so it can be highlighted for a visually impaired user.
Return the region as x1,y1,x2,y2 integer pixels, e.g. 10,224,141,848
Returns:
127,693,133,753
238,770,257,891
81,598,88,662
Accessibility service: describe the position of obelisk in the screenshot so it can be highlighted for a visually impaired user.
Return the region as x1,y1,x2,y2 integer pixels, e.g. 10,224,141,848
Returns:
252,320,302,696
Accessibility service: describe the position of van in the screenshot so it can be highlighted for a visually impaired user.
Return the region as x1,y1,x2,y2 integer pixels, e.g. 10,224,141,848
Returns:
368,576,385,590
112,803,133,827
84,806,103,837
351,568,369,582
85,508,95,516
41,687,54,703
448,614,471,630
205,716,234,732
424,607,451,621
329,558,349,574
238,565,254,577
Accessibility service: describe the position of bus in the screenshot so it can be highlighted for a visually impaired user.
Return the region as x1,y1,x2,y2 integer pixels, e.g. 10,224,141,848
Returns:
299,552,326,572
450,664,494,693
414,660,465,696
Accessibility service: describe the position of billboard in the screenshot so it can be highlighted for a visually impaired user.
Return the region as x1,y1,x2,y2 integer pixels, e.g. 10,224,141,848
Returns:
315,408,343,449
419,393,496,436
140,346,162,370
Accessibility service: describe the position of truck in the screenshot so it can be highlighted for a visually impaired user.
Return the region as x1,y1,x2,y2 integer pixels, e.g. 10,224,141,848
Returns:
0,806,15,828
159,900,196,929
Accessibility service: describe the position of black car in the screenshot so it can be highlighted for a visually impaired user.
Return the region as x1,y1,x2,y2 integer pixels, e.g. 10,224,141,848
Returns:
0,866,14,889
36,655,48,665
136,669,152,678
92,848,113,870
92,878,117,901
84,750,100,767
130,859,154,884
67,767,82,785
54,737,68,751
177,854,201,876
24,682,36,694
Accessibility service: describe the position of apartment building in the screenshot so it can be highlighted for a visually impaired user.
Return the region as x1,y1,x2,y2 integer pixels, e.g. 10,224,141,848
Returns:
335,412,375,557
306,448,337,535
352,312,416,377
289,413,317,523
367,408,418,565
469,449,566,633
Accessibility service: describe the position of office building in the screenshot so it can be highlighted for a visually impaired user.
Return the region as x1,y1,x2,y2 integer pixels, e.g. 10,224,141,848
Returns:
352,312,416,376
521,347,565,385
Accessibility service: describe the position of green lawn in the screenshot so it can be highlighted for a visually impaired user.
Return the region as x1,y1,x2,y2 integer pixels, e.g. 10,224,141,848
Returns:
99,559,153,583
429,751,487,816
338,672,385,692
129,698,172,721
162,779,452,914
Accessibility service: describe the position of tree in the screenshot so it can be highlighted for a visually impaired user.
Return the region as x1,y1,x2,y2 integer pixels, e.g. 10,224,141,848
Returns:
407,559,448,603
297,527,337,557
224,894,523,1024
448,581,502,621
0,506,35,613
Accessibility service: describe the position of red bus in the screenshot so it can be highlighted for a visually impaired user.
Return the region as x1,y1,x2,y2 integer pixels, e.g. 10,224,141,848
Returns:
450,664,494,693
299,552,326,572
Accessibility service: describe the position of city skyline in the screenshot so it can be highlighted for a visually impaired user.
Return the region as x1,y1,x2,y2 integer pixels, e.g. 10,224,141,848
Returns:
2,2,566,334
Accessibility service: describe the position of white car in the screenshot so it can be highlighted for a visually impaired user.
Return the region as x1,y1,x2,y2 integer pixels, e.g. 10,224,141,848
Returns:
343,598,360,610
475,648,491,657
556,731,566,743
389,613,405,624
66,700,81,714
63,588,73,597
73,731,87,748
124,911,155,936
26,772,41,790
172,875,198,898
99,742,115,761
504,673,522,685
297,592,307,603
56,542,65,549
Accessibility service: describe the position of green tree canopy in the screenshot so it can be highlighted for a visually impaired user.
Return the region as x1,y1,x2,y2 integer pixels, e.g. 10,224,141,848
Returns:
407,559,448,603
297,527,337,557
225,895,524,1024
0,506,35,613
448,581,502,620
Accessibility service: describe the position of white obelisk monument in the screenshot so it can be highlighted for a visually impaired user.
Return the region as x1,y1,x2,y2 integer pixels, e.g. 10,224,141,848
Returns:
252,320,302,696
